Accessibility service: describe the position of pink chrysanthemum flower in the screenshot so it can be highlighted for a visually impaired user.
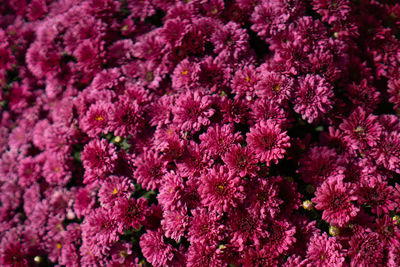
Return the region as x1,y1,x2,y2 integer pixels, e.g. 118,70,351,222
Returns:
306,233,346,267
264,219,296,254
312,176,359,227
248,178,283,219
0,229,28,267
171,58,199,91
339,107,382,150
250,1,290,39
80,101,113,138
17,156,41,188
312,0,351,24
371,131,400,174
388,77,400,109
348,228,384,267
356,176,397,216
81,208,121,258
255,71,293,104
227,207,268,251
199,123,242,158
109,95,144,138
293,74,334,123
158,171,185,212
161,209,188,242
140,229,178,267
239,247,279,267
188,208,224,244
42,152,72,186
173,90,215,133
231,65,260,98
246,120,290,165
98,175,133,209
388,243,400,267
111,197,149,230
250,98,288,126
211,21,249,62
186,242,222,267
133,150,168,191
298,146,344,186
222,143,259,177
81,139,118,184
198,165,245,213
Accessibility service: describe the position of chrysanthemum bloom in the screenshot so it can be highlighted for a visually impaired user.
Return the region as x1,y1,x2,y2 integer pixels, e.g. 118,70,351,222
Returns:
348,228,384,267
306,233,345,267
312,0,351,24
111,197,149,230
312,176,359,227
375,215,400,246
255,71,293,104
187,207,224,244
81,208,121,258
44,124,72,154
173,90,215,133
250,98,288,126
0,229,28,267
133,149,168,190
227,207,268,251
246,120,290,165
272,176,302,214
264,219,296,254
356,176,397,216
239,247,279,267
158,171,186,212
186,242,222,267
73,188,94,219
388,243,400,267
176,141,212,178
161,209,188,242
109,95,144,138
247,178,283,219
195,56,230,92
140,229,178,267
231,65,260,98
98,175,133,209
371,131,400,174
80,101,113,138
219,97,249,124
222,144,259,177
293,74,334,123
17,156,41,188
250,0,290,39
388,77,400,109
42,152,72,186
211,21,249,62
298,146,344,186
171,58,199,91
199,123,242,158
289,215,319,256
81,139,118,184
198,165,245,213
339,107,382,151
346,79,381,113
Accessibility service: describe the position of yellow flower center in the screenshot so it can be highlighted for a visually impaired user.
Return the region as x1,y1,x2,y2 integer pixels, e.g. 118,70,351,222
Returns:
112,188,118,195
95,116,104,121
181,70,188,75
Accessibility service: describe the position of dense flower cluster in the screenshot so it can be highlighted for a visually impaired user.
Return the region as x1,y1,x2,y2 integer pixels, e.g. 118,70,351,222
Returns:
1,0,400,266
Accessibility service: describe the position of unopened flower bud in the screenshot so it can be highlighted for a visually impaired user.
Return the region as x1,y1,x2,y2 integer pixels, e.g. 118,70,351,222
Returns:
302,200,313,210
329,226,340,236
